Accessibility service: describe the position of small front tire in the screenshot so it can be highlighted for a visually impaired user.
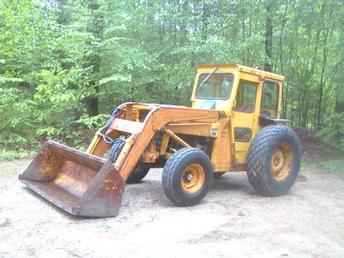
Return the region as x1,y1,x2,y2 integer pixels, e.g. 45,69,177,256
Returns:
162,148,213,206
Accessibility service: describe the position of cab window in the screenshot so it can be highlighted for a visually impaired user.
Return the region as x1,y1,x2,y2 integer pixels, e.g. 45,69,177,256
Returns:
195,73,234,100
234,80,257,113
261,81,279,118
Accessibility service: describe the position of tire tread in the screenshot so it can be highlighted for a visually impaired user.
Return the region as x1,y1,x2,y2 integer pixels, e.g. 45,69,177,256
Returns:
162,148,213,206
247,125,301,196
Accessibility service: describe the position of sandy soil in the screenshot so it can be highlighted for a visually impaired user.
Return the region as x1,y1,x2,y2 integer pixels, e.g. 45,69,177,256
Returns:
0,159,343,258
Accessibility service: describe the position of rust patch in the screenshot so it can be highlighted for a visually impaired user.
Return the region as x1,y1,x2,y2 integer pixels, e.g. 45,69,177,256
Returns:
19,141,124,217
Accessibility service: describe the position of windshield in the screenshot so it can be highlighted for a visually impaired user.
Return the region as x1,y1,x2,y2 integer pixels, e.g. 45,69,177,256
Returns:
195,73,234,100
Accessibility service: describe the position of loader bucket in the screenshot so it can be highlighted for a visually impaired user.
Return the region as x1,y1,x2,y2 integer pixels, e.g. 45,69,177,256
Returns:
19,141,125,218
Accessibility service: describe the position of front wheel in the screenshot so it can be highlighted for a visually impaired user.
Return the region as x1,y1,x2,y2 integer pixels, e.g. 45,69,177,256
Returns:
162,148,213,206
247,125,301,196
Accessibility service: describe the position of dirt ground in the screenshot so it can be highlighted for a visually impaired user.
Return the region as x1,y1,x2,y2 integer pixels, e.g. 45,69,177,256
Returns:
0,159,343,258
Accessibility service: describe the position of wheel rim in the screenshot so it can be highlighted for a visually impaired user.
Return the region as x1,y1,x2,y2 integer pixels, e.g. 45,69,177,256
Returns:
181,163,205,193
271,143,294,181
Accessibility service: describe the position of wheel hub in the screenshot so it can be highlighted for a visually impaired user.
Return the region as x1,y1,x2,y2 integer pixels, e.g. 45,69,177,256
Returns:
271,144,293,181
181,164,205,193
185,173,194,182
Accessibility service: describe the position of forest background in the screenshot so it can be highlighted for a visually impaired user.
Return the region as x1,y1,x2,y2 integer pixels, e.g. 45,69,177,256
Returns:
1,0,343,158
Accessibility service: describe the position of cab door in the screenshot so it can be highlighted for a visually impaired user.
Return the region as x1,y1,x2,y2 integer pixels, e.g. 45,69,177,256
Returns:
260,80,281,119
231,76,261,166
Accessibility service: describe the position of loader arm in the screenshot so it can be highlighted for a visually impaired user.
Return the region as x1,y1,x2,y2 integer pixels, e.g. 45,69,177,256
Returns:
89,102,221,181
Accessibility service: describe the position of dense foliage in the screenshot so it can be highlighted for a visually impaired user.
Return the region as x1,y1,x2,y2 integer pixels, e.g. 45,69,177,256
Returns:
0,0,343,151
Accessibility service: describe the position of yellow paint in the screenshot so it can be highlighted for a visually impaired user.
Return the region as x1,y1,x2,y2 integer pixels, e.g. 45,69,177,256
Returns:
181,163,205,193
159,133,170,155
271,143,293,181
191,64,284,168
86,133,102,154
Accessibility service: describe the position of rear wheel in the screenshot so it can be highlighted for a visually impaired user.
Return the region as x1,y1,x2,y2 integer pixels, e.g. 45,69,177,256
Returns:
247,125,301,196
162,148,213,206
110,140,150,184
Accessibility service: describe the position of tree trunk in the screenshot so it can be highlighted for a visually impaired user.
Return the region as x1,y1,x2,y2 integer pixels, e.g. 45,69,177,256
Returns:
317,38,328,128
201,1,209,41
85,0,104,116
264,2,273,72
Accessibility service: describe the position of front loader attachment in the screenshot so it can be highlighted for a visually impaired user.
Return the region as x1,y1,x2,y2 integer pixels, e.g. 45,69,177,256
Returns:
19,102,221,218
19,141,124,217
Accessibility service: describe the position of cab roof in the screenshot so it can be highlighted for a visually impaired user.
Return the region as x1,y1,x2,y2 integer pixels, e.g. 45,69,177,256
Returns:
196,64,285,81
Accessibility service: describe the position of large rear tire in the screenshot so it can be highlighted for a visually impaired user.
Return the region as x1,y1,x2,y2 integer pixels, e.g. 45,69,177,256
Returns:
247,125,301,196
162,148,213,206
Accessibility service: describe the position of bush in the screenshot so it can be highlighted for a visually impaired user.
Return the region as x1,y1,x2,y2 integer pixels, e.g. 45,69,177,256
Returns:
317,113,344,151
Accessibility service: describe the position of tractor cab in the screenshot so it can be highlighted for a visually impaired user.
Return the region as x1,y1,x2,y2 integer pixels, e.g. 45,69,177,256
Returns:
191,64,285,163
191,64,284,119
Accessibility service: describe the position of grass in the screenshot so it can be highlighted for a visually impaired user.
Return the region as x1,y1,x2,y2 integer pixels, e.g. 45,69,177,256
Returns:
317,159,344,173
0,143,86,161
0,149,36,161
303,156,344,173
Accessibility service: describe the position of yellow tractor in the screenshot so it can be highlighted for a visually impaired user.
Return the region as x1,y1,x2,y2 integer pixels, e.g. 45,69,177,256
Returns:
19,64,301,217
